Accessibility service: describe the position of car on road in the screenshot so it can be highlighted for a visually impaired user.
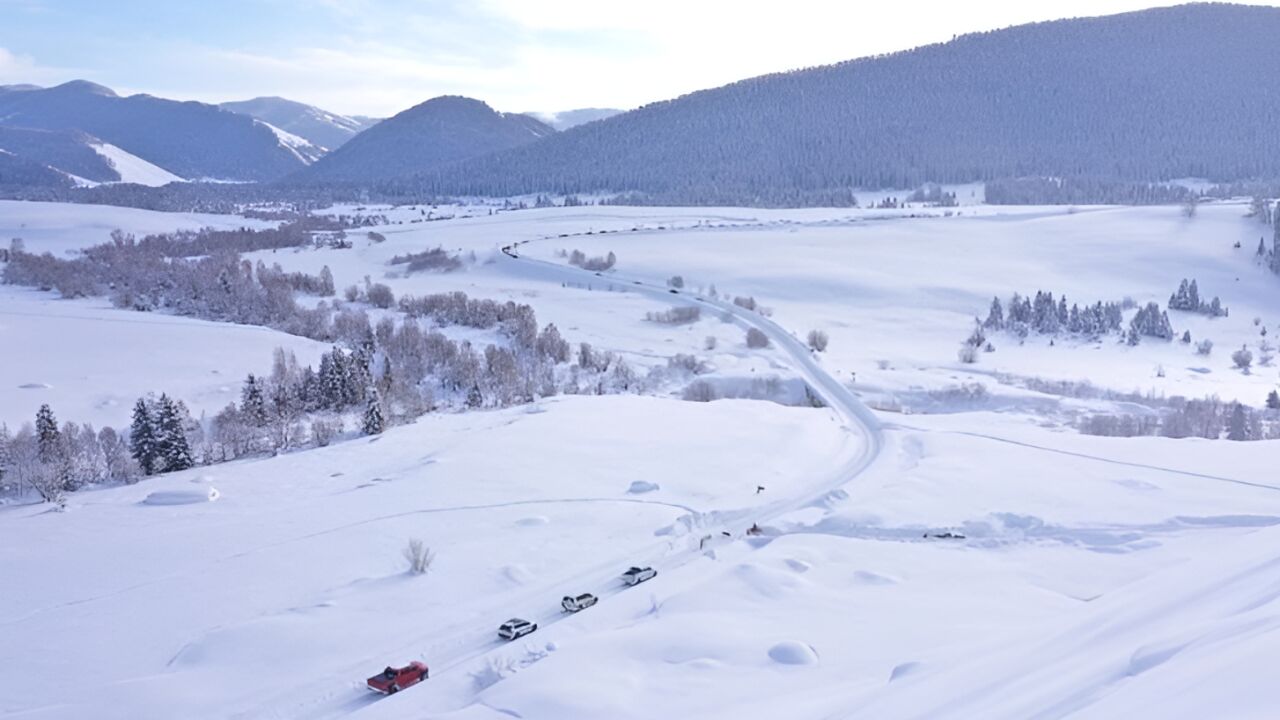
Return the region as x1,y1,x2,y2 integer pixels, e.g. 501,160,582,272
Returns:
561,593,598,612
366,662,428,694
621,566,658,586
498,618,538,640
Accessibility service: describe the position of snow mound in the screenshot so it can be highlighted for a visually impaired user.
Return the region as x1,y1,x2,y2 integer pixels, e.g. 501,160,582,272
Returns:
628,480,660,494
502,564,534,585
190,475,216,484
784,558,812,573
852,570,898,586
142,488,220,505
768,641,819,665
516,515,549,527
889,661,922,682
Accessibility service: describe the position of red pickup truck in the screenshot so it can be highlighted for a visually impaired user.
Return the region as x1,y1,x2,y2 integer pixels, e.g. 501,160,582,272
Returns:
366,662,428,694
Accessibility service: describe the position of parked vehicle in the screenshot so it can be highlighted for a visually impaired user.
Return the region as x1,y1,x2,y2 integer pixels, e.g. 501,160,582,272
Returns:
561,593,598,612
498,618,538,640
621,566,658,586
366,662,428,694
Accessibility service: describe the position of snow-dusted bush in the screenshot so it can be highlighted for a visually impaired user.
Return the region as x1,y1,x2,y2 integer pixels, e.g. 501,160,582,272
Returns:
645,306,701,324
1196,339,1214,356
733,296,758,312
745,327,770,348
668,354,710,375
1233,345,1254,372
403,539,434,575
807,329,829,352
667,275,684,288
957,344,978,364
365,282,396,309
704,335,717,351
389,247,462,273
310,418,339,447
682,380,718,402
568,249,616,271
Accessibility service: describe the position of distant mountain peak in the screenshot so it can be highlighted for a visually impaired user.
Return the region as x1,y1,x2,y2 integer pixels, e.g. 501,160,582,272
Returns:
50,80,117,97
291,94,555,185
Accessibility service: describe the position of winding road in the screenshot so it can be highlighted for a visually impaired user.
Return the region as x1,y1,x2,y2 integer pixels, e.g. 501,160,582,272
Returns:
285,237,886,719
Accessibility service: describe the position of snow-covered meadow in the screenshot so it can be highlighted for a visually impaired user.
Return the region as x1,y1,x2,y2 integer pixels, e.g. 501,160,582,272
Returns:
2,197,1279,719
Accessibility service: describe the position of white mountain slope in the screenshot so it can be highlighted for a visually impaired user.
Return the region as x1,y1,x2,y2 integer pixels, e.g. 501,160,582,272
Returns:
91,141,185,186
256,119,325,164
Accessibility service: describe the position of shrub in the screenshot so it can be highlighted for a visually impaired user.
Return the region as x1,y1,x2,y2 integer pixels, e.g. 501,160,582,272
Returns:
745,328,770,348
668,275,684,289
682,380,717,402
705,335,717,351
807,330,829,352
1196,339,1213,356
957,344,978,364
404,538,434,575
1233,346,1254,372
733,296,758,311
311,418,338,447
389,247,462,273
644,306,701,324
366,283,396,309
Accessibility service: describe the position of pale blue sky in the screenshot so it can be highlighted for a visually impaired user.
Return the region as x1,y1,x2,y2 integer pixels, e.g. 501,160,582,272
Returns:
2,1,1273,117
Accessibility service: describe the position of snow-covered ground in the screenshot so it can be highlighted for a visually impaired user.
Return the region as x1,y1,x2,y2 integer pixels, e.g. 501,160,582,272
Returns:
2,198,1280,719
0,199,276,256
0,285,328,429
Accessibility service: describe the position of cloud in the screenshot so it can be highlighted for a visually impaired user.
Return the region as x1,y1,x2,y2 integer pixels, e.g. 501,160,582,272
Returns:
0,46,77,86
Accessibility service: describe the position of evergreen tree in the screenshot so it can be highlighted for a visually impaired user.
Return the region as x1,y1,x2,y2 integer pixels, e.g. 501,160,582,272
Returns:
35,404,61,463
129,398,159,475
241,374,269,426
982,297,1004,330
155,394,194,472
1267,390,1280,410
466,383,484,408
361,390,385,435
1227,403,1249,441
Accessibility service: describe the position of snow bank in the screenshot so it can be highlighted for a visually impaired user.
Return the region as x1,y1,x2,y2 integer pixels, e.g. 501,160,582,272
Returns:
142,488,220,505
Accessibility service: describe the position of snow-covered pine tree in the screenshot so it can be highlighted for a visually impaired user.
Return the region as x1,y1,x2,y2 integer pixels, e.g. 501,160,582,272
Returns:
35,404,60,464
1227,403,1249,441
1266,390,1280,410
361,390,385,435
241,374,269,426
129,398,159,475
155,394,194,472
466,383,484,408
982,297,1004,330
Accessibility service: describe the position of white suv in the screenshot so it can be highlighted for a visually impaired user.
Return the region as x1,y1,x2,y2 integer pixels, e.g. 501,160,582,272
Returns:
498,618,538,640
621,566,658,586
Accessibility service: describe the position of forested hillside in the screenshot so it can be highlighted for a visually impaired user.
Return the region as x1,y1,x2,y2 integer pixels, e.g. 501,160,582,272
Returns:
394,4,1280,204
291,96,554,184
0,126,120,182
0,81,308,181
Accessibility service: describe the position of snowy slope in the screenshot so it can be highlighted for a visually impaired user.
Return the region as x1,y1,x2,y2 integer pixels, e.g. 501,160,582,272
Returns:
0,286,329,429
91,141,186,186
256,119,326,164
0,199,277,256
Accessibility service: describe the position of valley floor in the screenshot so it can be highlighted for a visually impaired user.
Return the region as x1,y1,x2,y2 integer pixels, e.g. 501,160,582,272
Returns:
2,199,1278,719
